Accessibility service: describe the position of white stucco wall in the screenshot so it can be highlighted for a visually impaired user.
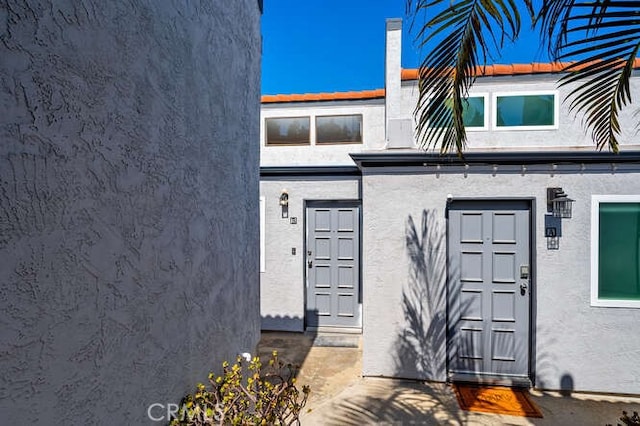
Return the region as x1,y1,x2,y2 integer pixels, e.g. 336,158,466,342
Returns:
260,178,360,331
361,165,640,394
0,1,261,424
257,17,640,394
399,74,640,151
260,100,385,166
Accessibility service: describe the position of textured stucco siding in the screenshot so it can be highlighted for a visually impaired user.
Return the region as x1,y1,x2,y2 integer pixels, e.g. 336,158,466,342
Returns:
260,101,385,167
0,1,261,424
260,178,360,331
361,166,640,394
399,75,640,151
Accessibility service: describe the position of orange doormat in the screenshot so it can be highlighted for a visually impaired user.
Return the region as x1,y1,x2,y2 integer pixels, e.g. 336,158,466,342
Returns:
453,384,543,418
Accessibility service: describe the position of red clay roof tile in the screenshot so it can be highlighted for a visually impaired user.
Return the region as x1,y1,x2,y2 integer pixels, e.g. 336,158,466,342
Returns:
261,88,385,104
263,61,640,103
401,59,640,80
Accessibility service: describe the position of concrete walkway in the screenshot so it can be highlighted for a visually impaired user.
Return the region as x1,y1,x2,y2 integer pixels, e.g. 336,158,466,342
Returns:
258,331,640,425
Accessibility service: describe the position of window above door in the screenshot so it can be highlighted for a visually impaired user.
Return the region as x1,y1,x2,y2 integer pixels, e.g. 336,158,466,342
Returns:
427,94,489,131
493,91,559,131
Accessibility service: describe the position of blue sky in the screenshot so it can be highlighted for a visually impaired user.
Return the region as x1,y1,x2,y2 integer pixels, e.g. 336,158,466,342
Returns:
261,0,551,95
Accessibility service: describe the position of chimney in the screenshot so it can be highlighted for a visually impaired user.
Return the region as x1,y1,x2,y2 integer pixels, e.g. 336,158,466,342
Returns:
385,18,415,149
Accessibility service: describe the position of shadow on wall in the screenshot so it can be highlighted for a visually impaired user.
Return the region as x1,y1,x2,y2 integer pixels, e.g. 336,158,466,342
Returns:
531,324,559,391
559,373,574,396
261,315,303,333
313,210,467,425
394,209,449,381
314,210,465,425
392,209,470,424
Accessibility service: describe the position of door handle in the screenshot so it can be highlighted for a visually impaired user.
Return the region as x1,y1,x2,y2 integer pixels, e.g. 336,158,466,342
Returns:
308,260,313,268
520,282,528,295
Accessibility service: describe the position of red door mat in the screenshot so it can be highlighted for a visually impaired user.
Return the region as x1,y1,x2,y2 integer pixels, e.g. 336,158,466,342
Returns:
453,384,543,418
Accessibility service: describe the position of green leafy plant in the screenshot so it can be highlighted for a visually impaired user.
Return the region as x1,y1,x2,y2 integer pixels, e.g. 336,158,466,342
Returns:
607,410,640,426
170,351,310,425
408,0,640,155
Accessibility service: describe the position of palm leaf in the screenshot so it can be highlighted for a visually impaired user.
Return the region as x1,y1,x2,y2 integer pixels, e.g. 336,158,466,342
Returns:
541,0,640,151
410,0,527,155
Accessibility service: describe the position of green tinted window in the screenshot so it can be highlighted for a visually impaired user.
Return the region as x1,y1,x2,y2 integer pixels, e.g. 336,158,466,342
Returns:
430,96,485,128
599,203,640,300
496,94,555,127
462,96,485,127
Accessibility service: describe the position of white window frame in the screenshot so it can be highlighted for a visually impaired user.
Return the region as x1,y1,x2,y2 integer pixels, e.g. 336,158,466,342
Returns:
260,196,265,273
492,90,559,131
463,93,489,132
591,194,640,308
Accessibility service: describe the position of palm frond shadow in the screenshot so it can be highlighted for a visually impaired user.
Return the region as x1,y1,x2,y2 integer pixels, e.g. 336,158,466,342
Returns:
312,210,467,425
395,209,448,381
395,209,465,423
409,0,640,153
315,380,460,426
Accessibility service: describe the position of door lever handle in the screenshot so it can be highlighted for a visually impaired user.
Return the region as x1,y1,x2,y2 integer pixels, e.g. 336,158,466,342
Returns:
308,260,313,268
520,282,528,294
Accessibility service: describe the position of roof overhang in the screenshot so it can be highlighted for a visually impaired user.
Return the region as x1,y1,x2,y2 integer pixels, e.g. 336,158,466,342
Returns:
350,150,640,170
260,166,361,177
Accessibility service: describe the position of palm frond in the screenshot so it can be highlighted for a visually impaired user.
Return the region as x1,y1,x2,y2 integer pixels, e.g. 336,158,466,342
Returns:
410,0,527,155
542,0,640,151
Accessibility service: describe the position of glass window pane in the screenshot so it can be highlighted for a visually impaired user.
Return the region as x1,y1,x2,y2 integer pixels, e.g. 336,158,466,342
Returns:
599,202,640,300
429,96,485,128
496,94,555,127
316,115,362,144
265,117,310,145
462,96,485,127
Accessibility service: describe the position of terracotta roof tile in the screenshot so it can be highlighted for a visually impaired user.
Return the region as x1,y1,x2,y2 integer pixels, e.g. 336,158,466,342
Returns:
401,59,640,80
262,89,385,104
263,60,640,103
400,69,418,80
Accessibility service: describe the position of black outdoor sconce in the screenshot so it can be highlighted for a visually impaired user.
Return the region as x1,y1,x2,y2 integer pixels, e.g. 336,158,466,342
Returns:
547,187,575,218
279,189,289,218
545,187,574,250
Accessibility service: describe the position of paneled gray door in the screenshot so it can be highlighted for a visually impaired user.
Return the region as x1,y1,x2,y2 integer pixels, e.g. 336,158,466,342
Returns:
306,202,360,328
448,201,531,381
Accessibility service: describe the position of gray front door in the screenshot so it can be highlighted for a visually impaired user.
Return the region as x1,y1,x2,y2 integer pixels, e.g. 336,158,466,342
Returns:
447,201,531,382
306,202,360,328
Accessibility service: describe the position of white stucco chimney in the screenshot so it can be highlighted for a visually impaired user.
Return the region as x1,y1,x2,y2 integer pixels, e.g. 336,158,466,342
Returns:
385,18,415,149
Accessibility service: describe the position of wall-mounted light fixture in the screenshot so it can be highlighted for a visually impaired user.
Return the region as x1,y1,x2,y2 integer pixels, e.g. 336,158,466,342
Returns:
279,189,289,207
544,214,562,250
279,189,289,219
547,187,575,218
